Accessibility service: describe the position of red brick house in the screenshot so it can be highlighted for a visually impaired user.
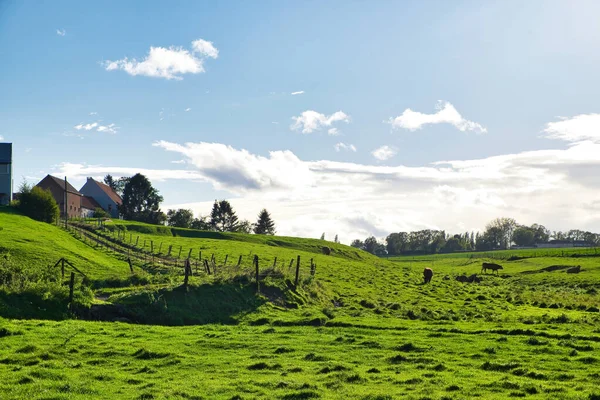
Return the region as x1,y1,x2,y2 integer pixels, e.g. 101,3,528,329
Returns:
35,175,82,219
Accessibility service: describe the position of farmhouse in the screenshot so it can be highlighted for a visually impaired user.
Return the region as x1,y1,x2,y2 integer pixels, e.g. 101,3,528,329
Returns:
0,143,12,206
81,195,102,218
79,177,122,218
35,175,82,219
536,239,593,248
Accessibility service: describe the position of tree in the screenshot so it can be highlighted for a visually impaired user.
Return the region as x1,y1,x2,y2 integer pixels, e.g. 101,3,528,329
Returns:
484,217,517,249
17,183,60,223
209,200,239,232
442,237,462,253
530,224,550,244
167,209,194,228
253,209,276,235
104,174,128,196
236,219,254,234
119,173,165,224
191,216,211,230
93,207,109,218
350,239,364,250
334,234,339,244
513,227,535,247
320,233,325,240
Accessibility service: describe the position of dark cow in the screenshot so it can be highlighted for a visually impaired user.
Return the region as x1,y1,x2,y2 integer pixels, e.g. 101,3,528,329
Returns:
566,265,581,274
423,268,433,284
322,246,331,256
481,262,503,274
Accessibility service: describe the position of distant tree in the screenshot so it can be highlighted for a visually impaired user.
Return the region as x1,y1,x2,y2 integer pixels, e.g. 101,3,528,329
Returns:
210,200,239,232
484,217,517,249
120,173,165,224
167,209,194,228
530,224,550,243
363,236,386,255
513,227,535,247
350,239,364,250
236,219,254,234
334,234,339,244
92,207,109,219
191,216,211,231
104,174,116,191
17,183,60,223
320,232,325,240
442,236,462,253
253,209,276,235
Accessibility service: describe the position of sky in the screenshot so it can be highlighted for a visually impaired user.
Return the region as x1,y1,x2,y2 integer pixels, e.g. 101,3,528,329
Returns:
1,0,600,243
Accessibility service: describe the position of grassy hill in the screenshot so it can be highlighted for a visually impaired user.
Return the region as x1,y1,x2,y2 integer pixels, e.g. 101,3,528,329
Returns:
2,208,600,398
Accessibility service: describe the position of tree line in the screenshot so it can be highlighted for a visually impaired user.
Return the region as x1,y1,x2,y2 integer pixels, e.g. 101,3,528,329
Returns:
104,174,276,235
351,217,600,256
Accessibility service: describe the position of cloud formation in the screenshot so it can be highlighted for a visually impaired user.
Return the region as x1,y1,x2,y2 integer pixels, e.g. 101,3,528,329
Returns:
371,145,396,160
55,112,600,241
74,121,118,134
290,110,350,134
334,143,357,152
543,113,600,143
291,91,304,95
56,29,66,36
389,101,486,133
103,38,218,80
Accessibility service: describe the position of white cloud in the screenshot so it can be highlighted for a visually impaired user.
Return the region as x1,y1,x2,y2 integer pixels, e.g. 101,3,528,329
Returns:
89,112,98,115
291,91,304,95
171,160,186,164
74,122,98,131
96,124,118,134
327,128,340,136
103,38,218,80
0,135,4,141
74,121,118,134
271,122,279,125
371,145,396,161
389,101,487,133
185,108,191,112
291,110,350,134
191,39,219,59
543,114,600,143
56,29,66,36
334,143,357,152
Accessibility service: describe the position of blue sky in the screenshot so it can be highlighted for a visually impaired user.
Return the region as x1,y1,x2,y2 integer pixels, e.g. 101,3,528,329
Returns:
2,1,600,241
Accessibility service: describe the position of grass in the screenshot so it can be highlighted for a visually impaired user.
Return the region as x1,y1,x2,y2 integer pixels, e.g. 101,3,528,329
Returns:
2,207,600,398
1,318,599,399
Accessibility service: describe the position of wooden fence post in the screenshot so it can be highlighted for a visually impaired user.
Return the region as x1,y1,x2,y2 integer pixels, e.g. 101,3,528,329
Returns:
294,255,301,288
188,248,193,260
143,239,146,248
158,242,163,254
150,241,154,253
311,260,316,276
224,255,228,266
183,260,190,289
254,255,260,294
178,246,182,258
199,250,202,262
128,257,134,273
68,272,75,310
204,259,211,275
273,257,277,268
237,255,242,267
135,236,139,247
61,258,65,278
168,245,172,257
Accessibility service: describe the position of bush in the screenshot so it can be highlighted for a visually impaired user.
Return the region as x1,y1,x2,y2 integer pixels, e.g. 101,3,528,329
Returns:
93,208,109,218
17,186,59,223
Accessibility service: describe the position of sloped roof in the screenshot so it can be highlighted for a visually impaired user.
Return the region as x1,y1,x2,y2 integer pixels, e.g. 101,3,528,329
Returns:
39,175,81,195
81,195,101,210
89,178,122,205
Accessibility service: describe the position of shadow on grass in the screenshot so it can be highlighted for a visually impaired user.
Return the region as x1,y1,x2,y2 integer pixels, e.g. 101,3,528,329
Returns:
81,282,268,326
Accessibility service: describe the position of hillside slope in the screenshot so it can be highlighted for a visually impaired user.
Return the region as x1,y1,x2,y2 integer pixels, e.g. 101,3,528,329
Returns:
0,208,127,279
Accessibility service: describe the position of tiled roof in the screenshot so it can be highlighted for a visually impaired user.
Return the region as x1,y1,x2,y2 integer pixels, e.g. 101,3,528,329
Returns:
81,195,101,210
89,178,122,205
42,175,81,195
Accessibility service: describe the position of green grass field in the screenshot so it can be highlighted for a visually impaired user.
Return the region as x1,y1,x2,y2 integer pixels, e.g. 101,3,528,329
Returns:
2,208,600,399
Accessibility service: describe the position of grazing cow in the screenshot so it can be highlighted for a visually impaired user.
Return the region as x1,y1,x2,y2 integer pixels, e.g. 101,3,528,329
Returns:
322,246,331,256
481,262,503,274
566,265,581,274
423,268,433,284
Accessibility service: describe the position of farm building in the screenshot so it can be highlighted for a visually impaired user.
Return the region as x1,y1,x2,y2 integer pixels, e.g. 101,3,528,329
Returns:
81,195,102,218
79,177,122,218
536,240,593,248
0,143,12,206
35,175,82,219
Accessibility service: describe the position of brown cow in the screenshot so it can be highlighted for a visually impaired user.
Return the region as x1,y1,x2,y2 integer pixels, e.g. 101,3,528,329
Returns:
322,246,331,256
481,262,503,274
423,268,433,284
